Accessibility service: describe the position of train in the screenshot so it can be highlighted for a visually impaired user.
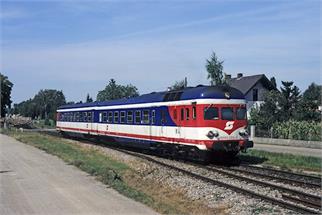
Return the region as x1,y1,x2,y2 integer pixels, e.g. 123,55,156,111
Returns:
56,85,253,162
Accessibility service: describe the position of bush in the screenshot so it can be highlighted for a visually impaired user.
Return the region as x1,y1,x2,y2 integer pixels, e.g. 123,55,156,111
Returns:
271,120,321,141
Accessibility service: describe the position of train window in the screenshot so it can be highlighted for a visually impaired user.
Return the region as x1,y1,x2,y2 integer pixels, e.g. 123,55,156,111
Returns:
186,108,190,120
173,109,177,120
181,108,184,121
84,112,88,122
87,112,92,122
127,111,133,123
103,112,108,122
221,107,234,120
135,110,141,124
236,107,246,120
204,107,219,120
114,111,119,123
76,112,80,122
161,110,166,124
99,112,103,122
192,106,196,120
143,110,150,124
151,110,155,124
120,111,126,123
108,112,113,123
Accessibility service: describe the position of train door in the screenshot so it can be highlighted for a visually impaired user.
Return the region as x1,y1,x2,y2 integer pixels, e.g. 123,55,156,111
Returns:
160,108,167,139
174,106,181,143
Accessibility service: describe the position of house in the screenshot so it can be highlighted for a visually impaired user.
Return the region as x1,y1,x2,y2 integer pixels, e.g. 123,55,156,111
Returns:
226,73,276,115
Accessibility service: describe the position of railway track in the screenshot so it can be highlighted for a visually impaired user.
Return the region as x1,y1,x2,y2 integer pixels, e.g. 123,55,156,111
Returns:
41,130,321,214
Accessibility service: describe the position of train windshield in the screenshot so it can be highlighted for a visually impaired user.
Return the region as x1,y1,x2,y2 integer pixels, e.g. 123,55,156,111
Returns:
204,107,219,120
221,107,234,120
236,107,247,120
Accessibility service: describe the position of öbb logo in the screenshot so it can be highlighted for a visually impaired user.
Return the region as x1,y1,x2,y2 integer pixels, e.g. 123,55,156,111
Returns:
224,121,234,130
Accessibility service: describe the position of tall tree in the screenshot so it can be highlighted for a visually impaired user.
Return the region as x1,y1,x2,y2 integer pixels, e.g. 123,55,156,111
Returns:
295,83,321,121
279,81,301,121
86,93,93,103
0,73,14,117
96,79,139,101
206,52,224,86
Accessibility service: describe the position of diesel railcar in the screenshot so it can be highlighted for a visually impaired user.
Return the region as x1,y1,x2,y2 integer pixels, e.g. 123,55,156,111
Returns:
56,85,253,162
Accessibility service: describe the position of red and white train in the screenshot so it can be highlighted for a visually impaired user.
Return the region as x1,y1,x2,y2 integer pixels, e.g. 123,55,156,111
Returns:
56,85,253,162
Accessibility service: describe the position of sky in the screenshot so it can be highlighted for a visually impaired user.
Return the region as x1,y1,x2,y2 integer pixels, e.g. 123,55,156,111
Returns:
1,0,321,104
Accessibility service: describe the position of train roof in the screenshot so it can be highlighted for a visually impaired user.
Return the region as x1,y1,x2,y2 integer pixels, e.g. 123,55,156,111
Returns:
58,85,245,110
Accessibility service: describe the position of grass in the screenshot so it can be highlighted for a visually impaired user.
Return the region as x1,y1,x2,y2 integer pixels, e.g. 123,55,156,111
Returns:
2,130,220,215
239,149,321,172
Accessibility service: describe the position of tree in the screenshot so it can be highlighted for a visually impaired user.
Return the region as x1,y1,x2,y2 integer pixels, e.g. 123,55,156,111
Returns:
206,52,224,86
169,78,187,91
0,73,14,117
86,93,93,103
13,89,66,121
96,79,139,101
295,83,321,121
278,81,301,121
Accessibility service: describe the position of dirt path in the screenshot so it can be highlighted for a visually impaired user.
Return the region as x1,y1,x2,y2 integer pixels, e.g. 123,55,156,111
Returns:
0,134,158,215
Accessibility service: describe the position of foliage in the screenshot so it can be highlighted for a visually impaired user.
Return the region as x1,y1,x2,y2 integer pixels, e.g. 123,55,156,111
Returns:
13,89,66,120
294,83,321,121
271,120,321,141
0,73,14,117
96,79,139,101
279,81,301,121
206,52,224,86
168,79,186,91
86,93,93,103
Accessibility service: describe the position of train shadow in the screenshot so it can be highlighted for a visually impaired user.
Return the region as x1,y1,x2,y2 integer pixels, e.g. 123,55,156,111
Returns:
210,154,268,167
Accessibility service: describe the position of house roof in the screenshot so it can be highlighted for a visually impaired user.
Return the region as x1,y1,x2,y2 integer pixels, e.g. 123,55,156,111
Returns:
227,74,276,95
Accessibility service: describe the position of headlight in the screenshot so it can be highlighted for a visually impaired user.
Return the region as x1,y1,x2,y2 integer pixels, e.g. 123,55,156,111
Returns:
239,129,248,136
207,130,219,139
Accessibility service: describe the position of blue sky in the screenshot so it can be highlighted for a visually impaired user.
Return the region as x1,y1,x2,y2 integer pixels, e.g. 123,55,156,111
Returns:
1,0,321,104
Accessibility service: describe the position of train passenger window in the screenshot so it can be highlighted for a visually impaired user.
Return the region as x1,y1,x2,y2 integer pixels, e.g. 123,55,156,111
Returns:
192,106,196,120
108,112,113,123
84,112,88,122
114,111,119,123
173,109,177,120
103,112,108,122
79,112,84,122
151,110,155,124
127,111,133,123
186,108,190,120
76,112,80,122
204,107,219,120
236,107,246,120
87,112,92,122
181,108,184,121
143,110,150,124
221,107,234,120
120,111,126,123
161,110,166,124
99,112,103,122
135,110,141,124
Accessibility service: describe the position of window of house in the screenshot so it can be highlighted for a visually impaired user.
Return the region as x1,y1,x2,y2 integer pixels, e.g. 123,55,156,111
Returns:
204,107,219,120
181,108,185,121
103,112,108,122
135,110,141,124
236,107,247,120
151,110,155,124
221,107,234,120
127,111,133,123
186,108,190,120
114,111,119,123
253,89,258,101
143,110,150,124
120,111,126,123
192,106,197,120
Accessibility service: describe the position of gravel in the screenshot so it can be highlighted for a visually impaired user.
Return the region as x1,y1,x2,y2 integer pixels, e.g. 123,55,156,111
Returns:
71,140,318,215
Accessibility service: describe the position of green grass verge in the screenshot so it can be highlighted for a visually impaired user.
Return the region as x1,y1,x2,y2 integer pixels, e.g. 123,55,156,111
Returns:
4,131,180,214
239,149,321,172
